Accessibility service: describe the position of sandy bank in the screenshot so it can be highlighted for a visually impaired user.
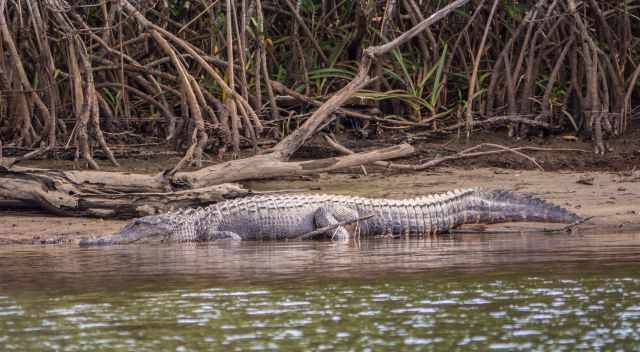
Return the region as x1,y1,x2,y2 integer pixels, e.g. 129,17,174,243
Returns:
1,168,638,244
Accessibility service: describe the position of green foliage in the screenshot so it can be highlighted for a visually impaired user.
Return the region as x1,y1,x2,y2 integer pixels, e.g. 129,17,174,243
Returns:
503,0,527,20
82,4,100,22
308,67,357,81
355,45,450,121
168,0,191,18
3,0,636,149
299,0,321,14
203,77,221,96
308,60,358,94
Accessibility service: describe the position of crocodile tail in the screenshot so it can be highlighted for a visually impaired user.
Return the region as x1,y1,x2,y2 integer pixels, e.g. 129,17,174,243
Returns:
470,189,582,224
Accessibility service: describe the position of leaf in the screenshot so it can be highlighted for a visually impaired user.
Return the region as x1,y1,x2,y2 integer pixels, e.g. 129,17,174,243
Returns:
390,49,415,92
429,44,448,111
309,67,357,81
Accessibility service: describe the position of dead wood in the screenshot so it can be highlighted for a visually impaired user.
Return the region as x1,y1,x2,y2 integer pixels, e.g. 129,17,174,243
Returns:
324,136,586,172
0,143,413,217
364,0,470,57
0,167,250,218
177,143,414,188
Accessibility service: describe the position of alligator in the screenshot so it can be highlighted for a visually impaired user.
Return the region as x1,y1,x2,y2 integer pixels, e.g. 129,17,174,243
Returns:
78,188,581,245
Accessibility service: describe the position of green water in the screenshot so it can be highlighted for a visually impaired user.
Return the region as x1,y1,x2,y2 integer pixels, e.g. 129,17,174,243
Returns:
1,231,639,351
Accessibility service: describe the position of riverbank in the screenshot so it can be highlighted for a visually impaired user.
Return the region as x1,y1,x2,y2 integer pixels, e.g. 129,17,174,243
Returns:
1,167,638,244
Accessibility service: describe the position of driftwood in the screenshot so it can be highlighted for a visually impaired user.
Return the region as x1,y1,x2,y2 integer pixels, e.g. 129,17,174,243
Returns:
324,135,587,172
0,144,412,217
0,168,249,218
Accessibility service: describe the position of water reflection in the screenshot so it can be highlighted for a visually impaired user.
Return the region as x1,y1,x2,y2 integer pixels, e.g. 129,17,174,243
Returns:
1,230,639,291
0,231,639,350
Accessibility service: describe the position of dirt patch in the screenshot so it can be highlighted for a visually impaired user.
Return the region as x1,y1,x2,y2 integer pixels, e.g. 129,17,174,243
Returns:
2,168,639,245
418,130,640,172
326,122,640,173
0,211,126,245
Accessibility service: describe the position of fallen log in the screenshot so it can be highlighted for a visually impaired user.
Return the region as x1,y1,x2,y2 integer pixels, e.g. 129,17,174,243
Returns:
0,144,413,218
0,168,250,218
178,143,413,188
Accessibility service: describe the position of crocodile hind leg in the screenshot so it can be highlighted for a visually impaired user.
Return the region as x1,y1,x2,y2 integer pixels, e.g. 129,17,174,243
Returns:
197,230,242,241
313,205,359,240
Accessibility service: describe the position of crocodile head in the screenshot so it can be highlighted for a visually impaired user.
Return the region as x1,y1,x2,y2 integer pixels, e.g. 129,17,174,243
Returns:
117,215,178,241
79,214,179,246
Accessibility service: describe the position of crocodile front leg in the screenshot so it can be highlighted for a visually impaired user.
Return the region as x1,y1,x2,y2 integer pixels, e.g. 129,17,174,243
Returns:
313,205,359,240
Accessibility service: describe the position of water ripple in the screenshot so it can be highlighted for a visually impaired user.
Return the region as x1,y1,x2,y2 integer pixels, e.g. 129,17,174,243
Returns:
0,231,638,350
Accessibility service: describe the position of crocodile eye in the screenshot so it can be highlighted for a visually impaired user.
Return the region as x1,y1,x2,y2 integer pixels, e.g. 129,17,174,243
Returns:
134,219,151,227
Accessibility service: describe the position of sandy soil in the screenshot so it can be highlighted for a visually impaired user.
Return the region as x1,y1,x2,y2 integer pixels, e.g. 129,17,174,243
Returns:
2,167,638,245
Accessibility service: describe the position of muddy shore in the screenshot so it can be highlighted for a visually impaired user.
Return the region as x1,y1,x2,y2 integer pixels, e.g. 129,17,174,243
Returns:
2,167,638,244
